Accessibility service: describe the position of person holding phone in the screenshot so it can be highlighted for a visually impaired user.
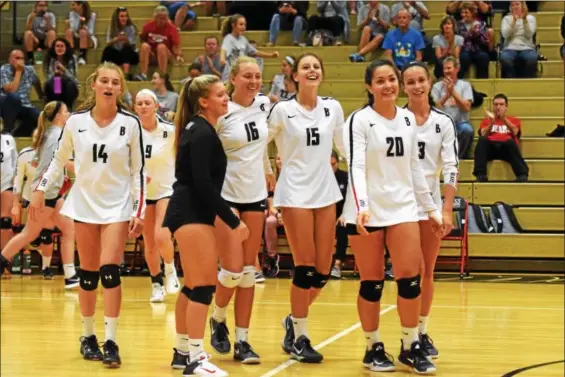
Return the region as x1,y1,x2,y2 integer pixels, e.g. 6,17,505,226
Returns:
44,38,79,110
23,1,57,65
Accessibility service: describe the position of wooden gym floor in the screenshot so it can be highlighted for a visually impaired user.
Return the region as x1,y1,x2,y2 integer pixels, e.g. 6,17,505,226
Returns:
1,276,563,377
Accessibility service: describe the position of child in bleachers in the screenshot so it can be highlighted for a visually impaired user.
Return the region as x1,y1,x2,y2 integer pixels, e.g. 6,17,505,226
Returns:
65,1,97,65
24,1,57,65
101,6,139,81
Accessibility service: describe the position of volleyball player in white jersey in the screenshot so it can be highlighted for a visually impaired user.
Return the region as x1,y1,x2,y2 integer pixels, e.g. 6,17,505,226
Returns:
134,89,180,303
30,63,145,368
342,60,443,374
267,53,345,363
208,57,271,364
402,61,458,360
0,131,17,252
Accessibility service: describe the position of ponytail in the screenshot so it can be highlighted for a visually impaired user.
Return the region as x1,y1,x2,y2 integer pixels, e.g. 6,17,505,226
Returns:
33,100,62,153
222,14,244,37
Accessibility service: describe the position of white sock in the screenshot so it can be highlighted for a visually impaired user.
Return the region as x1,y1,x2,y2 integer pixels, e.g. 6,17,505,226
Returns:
401,327,419,351
63,263,76,279
292,317,308,339
176,333,189,353
164,262,176,275
419,315,429,335
42,255,52,270
188,338,204,360
212,305,227,323
104,316,118,342
364,330,380,350
235,327,248,343
82,316,95,337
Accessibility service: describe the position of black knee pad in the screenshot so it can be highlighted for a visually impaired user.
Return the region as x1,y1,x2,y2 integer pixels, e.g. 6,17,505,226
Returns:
0,217,12,229
31,235,42,248
40,228,53,245
99,264,121,289
80,269,100,291
359,280,384,302
181,285,193,299
11,224,24,234
189,285,215,305
396,275,421,299
292,265,316,290
311,270,330,289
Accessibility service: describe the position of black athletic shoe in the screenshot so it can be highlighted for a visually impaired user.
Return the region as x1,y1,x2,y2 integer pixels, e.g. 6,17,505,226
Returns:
290,335,323,363
65,274,80,289
362,342,395,372
171,348,189,369
281,314,294,354
102,340,121,368
42,268,54,280
420,333,439,359
209,317,231,354
79,335,103,361
263,254,280,277
0,254,10,274
398,341,436,375
234,340,261,364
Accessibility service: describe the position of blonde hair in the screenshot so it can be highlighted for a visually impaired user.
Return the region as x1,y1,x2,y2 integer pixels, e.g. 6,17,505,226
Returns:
221,13,244,36
153,5,168,17
226,56,259,96
33,101,61,154
76,62,130,112
174,74,223,155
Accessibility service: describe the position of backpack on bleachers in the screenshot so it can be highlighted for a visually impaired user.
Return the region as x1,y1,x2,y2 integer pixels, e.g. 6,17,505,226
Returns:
489,202,523,234
307,29,335,47
467,203,494,233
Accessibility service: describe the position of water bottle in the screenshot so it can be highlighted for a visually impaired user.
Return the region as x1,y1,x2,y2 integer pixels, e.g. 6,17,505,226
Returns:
53,76,62,95
34,48,43,65
11,252,21,274
22,251,32,275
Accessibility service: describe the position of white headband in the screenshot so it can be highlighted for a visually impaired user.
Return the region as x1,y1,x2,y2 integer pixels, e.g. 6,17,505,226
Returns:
136,89,158,103
285,56,295,66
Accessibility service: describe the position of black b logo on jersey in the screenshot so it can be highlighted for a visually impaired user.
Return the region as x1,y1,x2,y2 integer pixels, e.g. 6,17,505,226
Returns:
260,103,266,112
163,131,168,138
120,126,126,136
324,108,330,117
404,117,411,126
436,124,441,133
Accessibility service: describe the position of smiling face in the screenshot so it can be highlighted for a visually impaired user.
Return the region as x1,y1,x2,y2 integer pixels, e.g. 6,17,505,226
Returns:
205,37,218,55
199,81,229,119
231,62,262,98
134,94,159,120
460,8,474,22
293,55,324,91
91,67,123,105
151,72,164,90
367,64,399,104
442,60,459,79
442,19,455,35
402,65,431,102
54,40,67,57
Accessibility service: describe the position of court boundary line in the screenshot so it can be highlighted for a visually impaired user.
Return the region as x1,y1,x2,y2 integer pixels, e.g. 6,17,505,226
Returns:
258,305,397,377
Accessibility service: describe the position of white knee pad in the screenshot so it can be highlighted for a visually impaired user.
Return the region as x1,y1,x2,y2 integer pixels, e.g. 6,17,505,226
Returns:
239,265,256,288
218,268,242,288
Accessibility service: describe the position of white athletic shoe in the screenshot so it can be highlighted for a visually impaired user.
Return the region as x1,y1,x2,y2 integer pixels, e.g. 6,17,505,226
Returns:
150,283,166,303
165,271,180,294
183,352,228,377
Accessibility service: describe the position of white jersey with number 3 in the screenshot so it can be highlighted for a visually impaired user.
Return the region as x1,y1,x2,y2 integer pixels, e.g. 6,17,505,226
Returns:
37,108,146,223
218,94,270,203
342,105,437,227
141,116,175,201
412,107,459,220
0,133,18,192
267,96,345,208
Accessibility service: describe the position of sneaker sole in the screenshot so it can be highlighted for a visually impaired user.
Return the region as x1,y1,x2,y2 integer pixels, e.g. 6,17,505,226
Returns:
397,360,436,375
65,282,80,289
237,356,261,364
369,364,396,372
103,360,121,368
150,297,165,303
290,352,323,363
171,363,186,369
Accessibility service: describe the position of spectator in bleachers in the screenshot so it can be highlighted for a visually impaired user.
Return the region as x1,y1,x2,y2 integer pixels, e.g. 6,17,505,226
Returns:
204,1,227,16
101,6,139,81
458,2,492,78
432,57,474,159
391,1,429,32
446,1,492,23
161,1,204,31
24,1,57,65
43,38,79,110
0,49,43,137
330,150,348,280
263,155,283,277
268,56,295,103
267,1,308,47
65,1,97,66
473,93,529,182
181,62,202,85
348,0,390,63
500,1,537,79
561,15,565,61
151,71,178,121
137,6,184,81
220,14,279,82
383,9,425,69
193,36,224,78
433,16,463,78
308,1,350,45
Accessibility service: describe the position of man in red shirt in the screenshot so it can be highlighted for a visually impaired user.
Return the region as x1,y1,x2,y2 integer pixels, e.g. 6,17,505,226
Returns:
473,93,529,182
136,5,184,81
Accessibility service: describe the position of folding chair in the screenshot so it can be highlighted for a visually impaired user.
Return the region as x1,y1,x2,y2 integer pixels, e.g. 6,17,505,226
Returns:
439,196,470,279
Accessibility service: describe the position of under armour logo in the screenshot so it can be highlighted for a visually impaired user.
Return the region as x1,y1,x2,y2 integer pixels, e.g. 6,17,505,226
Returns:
375,284,382,289
320,280,327,285
306,272,314,276
85,280,91,285
410,281,418,286
105,275,112,280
